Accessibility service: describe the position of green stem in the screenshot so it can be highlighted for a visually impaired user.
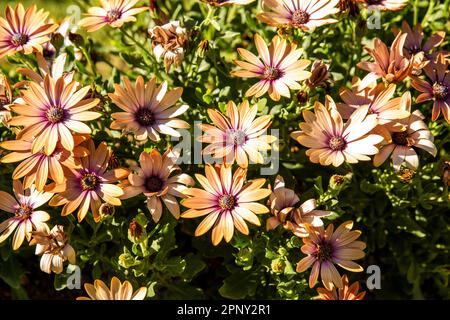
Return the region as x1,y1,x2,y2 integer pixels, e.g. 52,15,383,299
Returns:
79,45,97,77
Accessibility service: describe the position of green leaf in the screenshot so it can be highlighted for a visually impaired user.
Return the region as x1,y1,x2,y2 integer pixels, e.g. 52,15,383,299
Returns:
219,270,259,299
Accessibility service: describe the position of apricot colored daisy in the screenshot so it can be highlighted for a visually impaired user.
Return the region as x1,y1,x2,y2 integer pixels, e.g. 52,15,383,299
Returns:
0,4,58,58
49,140,129,222
0,135,89,191
314,274,366,300
181,164,271,246
199,100,276,168
0,180,51,250
291,96,383,167
296,220,366,290
77,277,147,300
79,0,147,32
8,75,101,156
257,0,340,30
121,149,194,223
232,34,311,101
0,74,13,126
109,76,189,141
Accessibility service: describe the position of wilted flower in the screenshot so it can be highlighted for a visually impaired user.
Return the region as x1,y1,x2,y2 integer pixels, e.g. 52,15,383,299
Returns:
399,168,415,183
198,100,276,168
181,164,271,246
374,93,437,171
296,220,366,290
0,4,58,58
77,277,147,300
357,33,413,89
9,75,101,156
257,0,340,31
411,54,450,123
109,76,189,141
121,149,194,223
49,140,129,222
306,60,332,89
128,219,146,243
356,0,408,11
98,203,116,219
0,75,13,126
31,225,76,274
232,34,311,101
0,181,51,250
149,21,188,72
442,161,450,187
79,0,147,32
314,274,366,300
201,0,256,6
291,96,383,167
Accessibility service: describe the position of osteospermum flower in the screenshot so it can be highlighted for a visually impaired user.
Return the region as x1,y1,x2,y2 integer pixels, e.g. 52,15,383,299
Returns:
121,149,194,223
201,0,256,6
374,93,437,171
296,220,366,290
0,136,89,191
78,0,147,32
109,76,189,141
0,180,51,250
356,0,408,11
314,274,366,300
306,60,332,89
257,0,340,30
231,34,311,101
77,277,147,300
31,225,76,274
181,164,271,246
357,33,412,89
290,96,383,167
0,4,58,58
49,140,129,222
199,100,276,168
0,75,13,126
8,75,101,156
411,54,450,123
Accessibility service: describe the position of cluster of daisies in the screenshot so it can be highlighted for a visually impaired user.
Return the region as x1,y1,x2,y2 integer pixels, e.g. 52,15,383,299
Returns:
0,0,447,300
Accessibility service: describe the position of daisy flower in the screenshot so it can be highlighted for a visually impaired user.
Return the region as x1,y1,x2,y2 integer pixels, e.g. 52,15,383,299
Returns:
181,164,271,246
49,140,129,222
109,76,189,141
356,0,408,11
0,4,58,58
314,274,366,300
0,75,13,126
231,34,311,101
8,75,101,156
198,100,277,168
121,149,194,223
78,0,147,32
257,0,340,31
296,220,366,290
77,277,147,300
0,180,51,250
290,96,384,167
31,225,76,274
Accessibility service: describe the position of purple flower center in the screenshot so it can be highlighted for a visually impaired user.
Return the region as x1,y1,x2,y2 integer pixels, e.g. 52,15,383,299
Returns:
106,9,121,22
229,130,247,146
11,33,28,46
263,66,282,81
81,173,99,191
135,108,155,127
145,176,163,193
316,239,334,262
392,131,410,146
46,106,65,123
432,82,448,100
328,136,346,151
15,204,32,218
218,194,236,210
292,10,310,26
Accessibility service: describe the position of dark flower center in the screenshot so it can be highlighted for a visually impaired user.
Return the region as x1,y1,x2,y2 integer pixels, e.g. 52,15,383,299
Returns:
432,82,448,100
291,10,310,25
366,0,383,5
263,66,282,81
15,204,32,218
46,106,65,123
407,45,421,55
135,108,155,127
218,194,236,210
333,175,345,185
11,33,28,46
106,9,121,22
316,239,334,262
81,173,99,191
229,130,247,146
145,176,163,193
392,131,410,146
328,136,346,151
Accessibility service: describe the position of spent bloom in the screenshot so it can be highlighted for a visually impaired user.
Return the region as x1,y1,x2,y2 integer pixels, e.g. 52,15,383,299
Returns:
306,60,332,89
314,274,366,300
31,225,76,274
109,76,189,141
149,21,188,72
0,4,58,58
291,96,383,167
232,34,311,101
356,0,408,11
121,149,194,223
201,0,256,5
0,180,52,250
257,0,340,31
181,164,271,246
77,277,147,300
198,100,276,168
79,0,147,32
296,220,366,290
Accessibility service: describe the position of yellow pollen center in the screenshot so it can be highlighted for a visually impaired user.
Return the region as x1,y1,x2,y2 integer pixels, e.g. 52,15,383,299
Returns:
329,136,346,151
218,194,235,210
